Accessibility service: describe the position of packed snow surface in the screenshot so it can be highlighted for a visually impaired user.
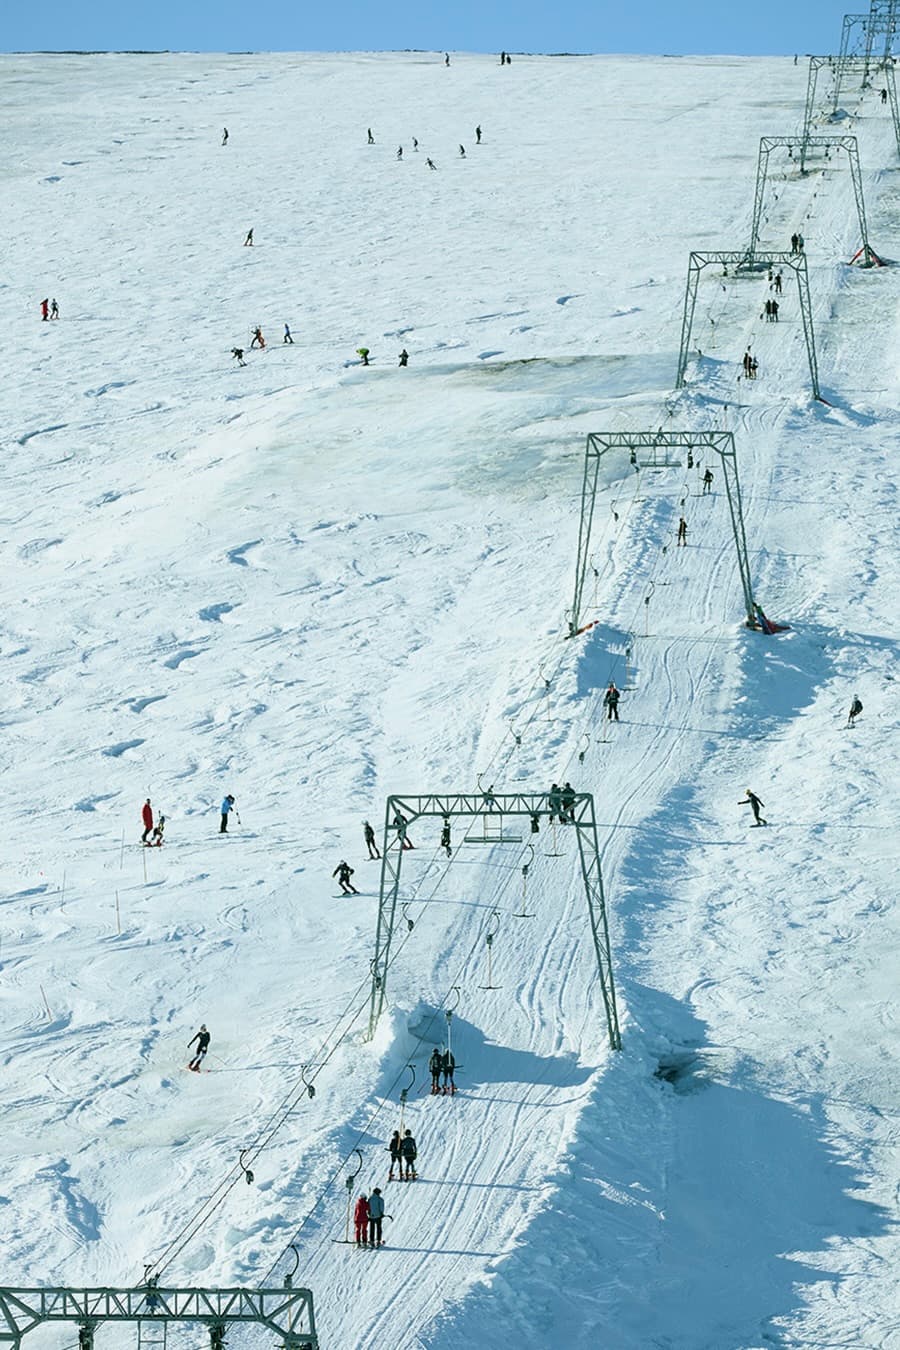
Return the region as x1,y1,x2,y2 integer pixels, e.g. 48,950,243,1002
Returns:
2,48,899,1350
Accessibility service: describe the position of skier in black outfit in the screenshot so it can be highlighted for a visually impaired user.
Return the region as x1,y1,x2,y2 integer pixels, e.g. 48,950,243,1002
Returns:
363,820,380,859
560,783,576,822
429,1047,443,1094
441,1048,456,1095
333,860,358,894
399,349,409,366
393,812,414,849
222,127,229,146
388,1130,402,1180
400,1129,418,1179
739,789,767,826
440,819,452,857
476,125,482,143
231,347,246,366
847,695,863,727
547,784,563,822
702,468,714,494
604,682,621,721
187,1024,210,1071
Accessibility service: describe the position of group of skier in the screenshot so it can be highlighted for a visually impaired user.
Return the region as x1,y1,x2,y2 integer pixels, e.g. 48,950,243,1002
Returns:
429,1045,457,1094
39,298,60,320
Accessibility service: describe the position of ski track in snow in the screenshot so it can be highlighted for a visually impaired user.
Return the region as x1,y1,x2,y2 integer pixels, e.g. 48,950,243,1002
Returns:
1,49,899,1350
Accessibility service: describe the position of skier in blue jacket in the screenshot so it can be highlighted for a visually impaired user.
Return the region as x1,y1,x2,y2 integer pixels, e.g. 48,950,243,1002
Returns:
220,794,236,833
368,1188,386,1246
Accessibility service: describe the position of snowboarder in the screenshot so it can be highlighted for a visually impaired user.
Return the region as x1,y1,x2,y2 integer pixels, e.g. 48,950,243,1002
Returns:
40,298,49,321
429,1046,443,1094
357,347,370,365
739,789,767,826
141,798,154,843
283,323,293,344
232,347,246,366
368,1187,385,1246
363,820,380,859
440,818,452,857
475,125,482,143
220,794,236,833
400,1129,418,1179
441,1048,456,1095
459,144,466,157
560,782,576,822
677,516,688,546
149,814,166,847
50,298,59,319
604,682,621,722
847,695,863,727
243,228,253,246
333,860,358,895
393,812,414,850
354,1193,370,1246
250,326,265,349
425,158,437,170
702,467,714,494
222,127,229,146
367,128,375,144
187,1024,210,1071
399,349,409,366
388,1130,402,1180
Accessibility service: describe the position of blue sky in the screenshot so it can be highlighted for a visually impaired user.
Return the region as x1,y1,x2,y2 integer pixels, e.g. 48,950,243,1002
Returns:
4,1,845,55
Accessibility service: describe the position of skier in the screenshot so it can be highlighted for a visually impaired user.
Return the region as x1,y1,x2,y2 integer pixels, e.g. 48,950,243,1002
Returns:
425,158,437,170
500,51,507,64
141,798,154,844
250,326,265,349
847,695,863,727
882,87,889,104
790,232,799,254
368,1187,385,1246
547,783,563,823
796,232,804,253
560,782,576,822
445,52,450,66
441,1048,457,1095
440,818,452,857
687,450,694,470
400,1128,418,1180
702,468,714,494
283,323,294,344
357,347,370,365
333,860,359,895
149,814,166,847
743,350,753,378
412,137,418,152
459,144,466,157
220,794,236,833
764,299,772,322
231,347,246,366
397,145,403,160
187,1024,210,1071
50,298,59,319
739,789,767,826
353,1193,370,1247
677,516,688,546
398,348,409,367
388,1130,402,1180
774,271,782,294
393,812,414,850
475,125,482,143
750,356,759,380
367,128,375,144
40,298,49,321
363,820,380,859
429,1046,443,1094
604,682,621,722
243,228,253,246
222,127,229,146
771,300,779,322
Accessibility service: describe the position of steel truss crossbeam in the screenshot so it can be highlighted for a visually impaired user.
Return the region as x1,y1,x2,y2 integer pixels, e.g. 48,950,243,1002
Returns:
675,251,820,400
748,135,875,263
367,792,621,1051
802,55,900,153
0,1286,316,1348
568,431,756,634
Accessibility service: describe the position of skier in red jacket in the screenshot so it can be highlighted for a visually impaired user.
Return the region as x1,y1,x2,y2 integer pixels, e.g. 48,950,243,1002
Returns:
141,799,153,844
354,1194,371,1246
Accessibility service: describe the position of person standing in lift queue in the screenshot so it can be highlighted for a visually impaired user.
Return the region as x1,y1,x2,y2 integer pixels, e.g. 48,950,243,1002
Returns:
354,1193,370,1247
388,1130,402,1180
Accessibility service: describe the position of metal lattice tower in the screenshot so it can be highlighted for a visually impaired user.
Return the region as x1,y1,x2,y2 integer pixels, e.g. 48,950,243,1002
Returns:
0,1286,317,1349
675,250,820,400
802,55,900,150
367,792,621,1051
834,3,900,102
567,431,756,635
748,135,876,264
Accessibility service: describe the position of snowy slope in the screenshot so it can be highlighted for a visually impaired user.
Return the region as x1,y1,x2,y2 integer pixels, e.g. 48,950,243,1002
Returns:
2,49,899,1350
